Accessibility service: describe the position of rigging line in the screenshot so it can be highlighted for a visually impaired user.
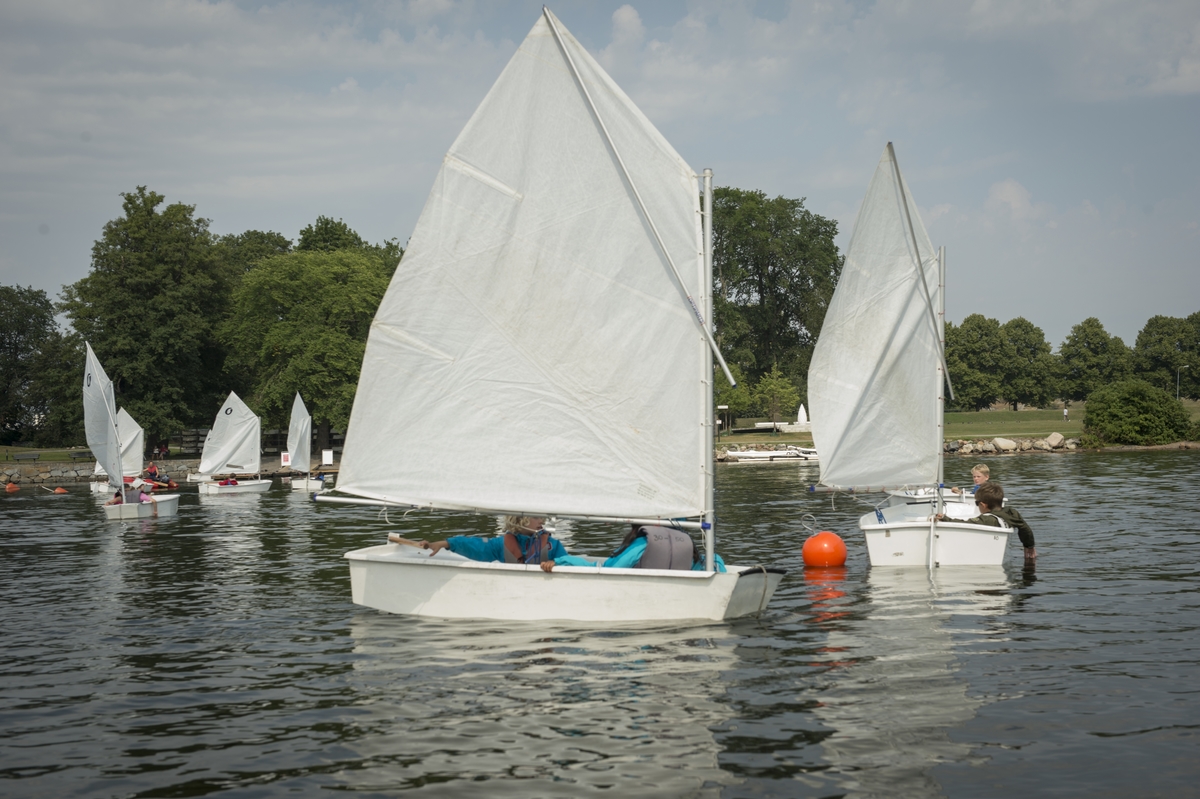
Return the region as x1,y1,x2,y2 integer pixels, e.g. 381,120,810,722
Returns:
542,7,736,388
886,142,955,401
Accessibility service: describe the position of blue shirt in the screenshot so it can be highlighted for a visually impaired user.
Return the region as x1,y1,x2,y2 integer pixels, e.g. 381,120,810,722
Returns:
447,532,569,563
551,538,727,572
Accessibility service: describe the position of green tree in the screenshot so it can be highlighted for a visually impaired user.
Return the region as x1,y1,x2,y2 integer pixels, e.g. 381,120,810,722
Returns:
1083,379,1191,445
216,229,292,275
0,285,56,442
297,215,403,277
999,317,1058,410
712,187,842,397
59,186,235,446
220,250,391,442
714,363,753,433
1132,314,1198,399
753,364,800,431
944,314,1010,411
1058,317,1133,401
24,331,86,447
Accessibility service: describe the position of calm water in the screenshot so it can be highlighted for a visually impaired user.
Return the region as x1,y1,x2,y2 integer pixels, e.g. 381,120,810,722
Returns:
2,451,1197,798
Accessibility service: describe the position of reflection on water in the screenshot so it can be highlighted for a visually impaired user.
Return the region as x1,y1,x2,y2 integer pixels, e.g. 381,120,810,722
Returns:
1,451,1199,797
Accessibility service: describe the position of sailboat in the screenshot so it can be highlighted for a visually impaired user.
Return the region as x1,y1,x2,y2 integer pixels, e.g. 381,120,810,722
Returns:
807,143,1010,567
89,407,144,492
317,8,784,621
285,393,328,492
195,392,272,495
83,343,180,519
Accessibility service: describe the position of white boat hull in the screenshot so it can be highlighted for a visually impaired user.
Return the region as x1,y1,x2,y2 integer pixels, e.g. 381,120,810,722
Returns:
344,543,785,622
104,494,181,520
860,506,1010,567
729,447,818,463
290,476,333,492
197,479,272,495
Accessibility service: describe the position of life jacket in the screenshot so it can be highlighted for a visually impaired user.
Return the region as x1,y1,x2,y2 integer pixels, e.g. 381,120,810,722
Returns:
503,531,552,564
617,526,698,570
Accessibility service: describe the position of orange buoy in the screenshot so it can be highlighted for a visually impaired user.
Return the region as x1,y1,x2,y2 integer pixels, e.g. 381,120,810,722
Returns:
5,482,19,493
802,531,847,567
54,486,69,494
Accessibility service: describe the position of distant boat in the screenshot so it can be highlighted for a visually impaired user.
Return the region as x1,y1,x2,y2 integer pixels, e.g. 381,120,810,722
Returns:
808,144,1010,567
319,8,784,621
286,393,329,492
83,343,179,519
196,392,272,495
727,446,819,463
89,407,143,493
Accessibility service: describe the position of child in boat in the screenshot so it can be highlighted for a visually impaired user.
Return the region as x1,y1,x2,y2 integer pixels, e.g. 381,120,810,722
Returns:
136,481,158,517
950,463,989,495
390,515,569,565
105,489,123,506
539,525,727,573
938,482,1036,561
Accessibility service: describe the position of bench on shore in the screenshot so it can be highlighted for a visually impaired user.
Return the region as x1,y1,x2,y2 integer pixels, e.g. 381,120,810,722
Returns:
12,452,40,462
69,451,95,461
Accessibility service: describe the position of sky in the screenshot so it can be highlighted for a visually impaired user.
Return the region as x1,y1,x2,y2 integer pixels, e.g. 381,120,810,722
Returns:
1,0,1197,348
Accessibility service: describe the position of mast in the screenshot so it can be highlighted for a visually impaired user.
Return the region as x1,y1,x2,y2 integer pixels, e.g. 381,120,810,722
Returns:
703,168,715,572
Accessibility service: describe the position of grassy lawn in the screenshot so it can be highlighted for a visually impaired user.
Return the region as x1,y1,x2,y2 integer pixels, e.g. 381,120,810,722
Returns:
943,408,1082,440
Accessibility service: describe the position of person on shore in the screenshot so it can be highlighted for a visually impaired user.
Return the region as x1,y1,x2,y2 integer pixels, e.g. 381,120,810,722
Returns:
1063,406,1069,422
389,515,569,565
937,482,1036,561
951,463,989,495
539,525,727,573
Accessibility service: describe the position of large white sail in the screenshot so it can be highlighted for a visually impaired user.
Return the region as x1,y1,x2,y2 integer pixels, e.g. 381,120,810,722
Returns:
287,393,311,474
339,10,708,519
83,343,124,490
198,392,262,475
809,144,943,489
94,408,144,478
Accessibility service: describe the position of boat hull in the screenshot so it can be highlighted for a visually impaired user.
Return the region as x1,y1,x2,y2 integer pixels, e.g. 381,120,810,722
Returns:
344,543,785,622
197,479,272,495
290,476,332,492
859,507,1010,567
729,447,818,463
104,494,181,520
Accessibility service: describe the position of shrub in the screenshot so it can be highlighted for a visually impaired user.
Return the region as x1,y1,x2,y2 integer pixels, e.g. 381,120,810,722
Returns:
1083,380,1192,445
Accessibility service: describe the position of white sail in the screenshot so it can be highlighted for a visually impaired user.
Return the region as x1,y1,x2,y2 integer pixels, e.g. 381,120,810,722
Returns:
809,144,943,489
83,342,124,490
287,393,311,474
338,10,708,520
198,391,262,475
93,408,144,478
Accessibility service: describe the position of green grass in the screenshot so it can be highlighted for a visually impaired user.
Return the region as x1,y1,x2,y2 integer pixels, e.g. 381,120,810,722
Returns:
943,408,1082,440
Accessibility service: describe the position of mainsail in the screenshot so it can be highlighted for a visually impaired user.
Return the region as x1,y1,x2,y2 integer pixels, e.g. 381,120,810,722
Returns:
338,9,709,519
198,392,262,475
287,393,311,475
809,144,944,489
82,343,124,490
94,408,144,478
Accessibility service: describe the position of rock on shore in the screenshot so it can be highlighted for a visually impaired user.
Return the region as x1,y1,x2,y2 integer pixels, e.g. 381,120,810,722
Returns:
945,433,1078,455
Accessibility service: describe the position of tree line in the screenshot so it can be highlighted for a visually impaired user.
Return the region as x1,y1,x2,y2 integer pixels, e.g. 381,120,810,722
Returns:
1,185,1196,451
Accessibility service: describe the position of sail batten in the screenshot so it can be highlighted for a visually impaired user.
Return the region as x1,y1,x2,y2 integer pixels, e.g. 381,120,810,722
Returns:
338,11,707,519
810,144,943,489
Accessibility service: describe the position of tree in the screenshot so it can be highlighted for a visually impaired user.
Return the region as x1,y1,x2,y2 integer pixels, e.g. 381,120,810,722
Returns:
24,331,86,447
220,250,391,442
1083,379,1191,445
712,187,842,397
714,363,753,433
297,215,403,277
1058,317,1132,401
1132,314,1198,399
944,314,1010,411
753,364,800,430
999,317,1058,410
0,285,56,442
216,229,292,275
59,187,235,446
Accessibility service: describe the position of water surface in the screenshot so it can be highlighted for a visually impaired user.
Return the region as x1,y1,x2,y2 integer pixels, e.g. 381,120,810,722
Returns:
2,451,1197,797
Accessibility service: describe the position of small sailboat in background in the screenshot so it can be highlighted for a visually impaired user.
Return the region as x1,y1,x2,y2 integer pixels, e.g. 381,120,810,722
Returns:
808,143,1010,567
318,8,784,621
195,392,272,495
285,393,328,492
84,343,179,519
89,407,143,493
